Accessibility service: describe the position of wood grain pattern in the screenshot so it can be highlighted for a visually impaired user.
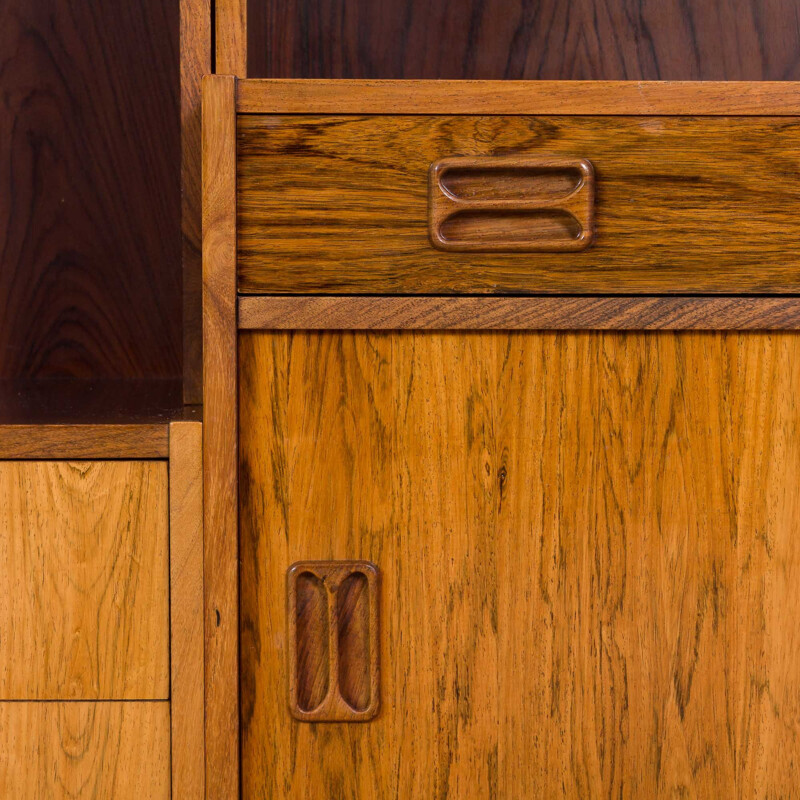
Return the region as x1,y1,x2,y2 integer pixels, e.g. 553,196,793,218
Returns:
181,0,212,404
240,329,800,798
236,79,800,115
0,424,169,459
248,0,800,82
202,74,240,800
239,296,800,331
169,421,205,799
217,0,248,75
0,0,181,382
237,114,800,295
0,461,169,699
0,701,170,798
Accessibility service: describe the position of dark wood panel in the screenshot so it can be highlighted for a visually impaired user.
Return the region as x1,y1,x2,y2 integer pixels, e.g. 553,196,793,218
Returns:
0,0,181,381
249,0,800,81
238,114,800,295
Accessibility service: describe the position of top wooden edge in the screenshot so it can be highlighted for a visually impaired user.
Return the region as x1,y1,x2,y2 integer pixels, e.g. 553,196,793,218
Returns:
235,79,800,116
0,424,170,460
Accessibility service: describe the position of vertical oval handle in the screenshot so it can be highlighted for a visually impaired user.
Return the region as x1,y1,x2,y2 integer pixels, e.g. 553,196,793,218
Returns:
287,560,380,722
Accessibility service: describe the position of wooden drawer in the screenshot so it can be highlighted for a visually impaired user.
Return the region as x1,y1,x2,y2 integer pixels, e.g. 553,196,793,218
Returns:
0,461,169,700
0,702,170,799
238,114,800,294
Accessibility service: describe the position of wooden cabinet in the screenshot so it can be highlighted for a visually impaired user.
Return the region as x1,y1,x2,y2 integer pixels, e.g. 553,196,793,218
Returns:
0,423,203,799
204,78,800,799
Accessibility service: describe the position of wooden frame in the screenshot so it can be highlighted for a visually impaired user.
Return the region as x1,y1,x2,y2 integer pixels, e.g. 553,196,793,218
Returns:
180,0,212,404
203,76,800,797
239,296,800,331
202,74,239,800
169,421,205,799
237,79,800,115
216,0,247,76
0,424,169,459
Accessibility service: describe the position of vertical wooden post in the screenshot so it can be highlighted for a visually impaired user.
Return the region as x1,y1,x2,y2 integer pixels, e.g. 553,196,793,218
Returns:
180,0,212,404
202,74,239,800
216,0,248,76
169,420,205,799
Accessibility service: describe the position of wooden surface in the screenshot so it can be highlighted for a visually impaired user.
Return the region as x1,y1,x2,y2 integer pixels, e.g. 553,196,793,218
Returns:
0,0,181,384
240,329,800,798
202,74,240,800
236,79,800,115
169,421,205,799
181,0,212,404
288,561,380,721
239,296,800,331
238,114,800,294
0,424,169,459
248,0,800,81
217,0,248,75
0,461,169,699
0,701,170,798
0,378,185,426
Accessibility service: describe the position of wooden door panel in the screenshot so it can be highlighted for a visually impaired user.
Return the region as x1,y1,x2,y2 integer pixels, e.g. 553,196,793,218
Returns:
0,461,169,700
239,330,800,798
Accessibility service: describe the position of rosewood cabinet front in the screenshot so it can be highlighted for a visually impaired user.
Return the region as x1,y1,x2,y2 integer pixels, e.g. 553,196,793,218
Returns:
203,78,800,799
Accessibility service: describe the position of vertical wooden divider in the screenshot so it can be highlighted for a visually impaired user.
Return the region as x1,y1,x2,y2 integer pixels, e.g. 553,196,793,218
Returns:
202,74,239,800
169,421,205,798
216,0,248,76
180,0,212,404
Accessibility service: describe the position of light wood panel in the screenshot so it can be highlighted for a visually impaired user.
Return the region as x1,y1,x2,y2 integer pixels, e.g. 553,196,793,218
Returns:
240,329,800,798
0,461,169,699
237,79,800,115
239,295,800,331
0,424,169,458
238,114,800,294
0,701,170,798
169,421,205,799
216,0,247,75
202,74,240,800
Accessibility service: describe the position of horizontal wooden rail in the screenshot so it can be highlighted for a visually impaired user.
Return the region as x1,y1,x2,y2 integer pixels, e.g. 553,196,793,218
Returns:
237,80,800,116
238,296,800,332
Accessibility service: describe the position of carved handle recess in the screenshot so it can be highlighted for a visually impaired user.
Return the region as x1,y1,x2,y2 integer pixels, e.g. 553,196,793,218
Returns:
428,156,595,252
287,560,379,722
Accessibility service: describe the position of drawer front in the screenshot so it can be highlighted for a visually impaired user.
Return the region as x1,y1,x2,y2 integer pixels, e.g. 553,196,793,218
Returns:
240,329,800,798
0,461,169,700
0,702,170,798
237,115,800,294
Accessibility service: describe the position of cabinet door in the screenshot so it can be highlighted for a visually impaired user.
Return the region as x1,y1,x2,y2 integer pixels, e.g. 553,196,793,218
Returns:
240,330,800,799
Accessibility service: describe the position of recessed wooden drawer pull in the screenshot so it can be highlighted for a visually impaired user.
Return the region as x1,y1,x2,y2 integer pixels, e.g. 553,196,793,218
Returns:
287,560,380,722
428,156,595,252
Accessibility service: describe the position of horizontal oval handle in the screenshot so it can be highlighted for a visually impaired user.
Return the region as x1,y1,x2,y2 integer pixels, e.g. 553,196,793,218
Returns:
429,156,595,252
